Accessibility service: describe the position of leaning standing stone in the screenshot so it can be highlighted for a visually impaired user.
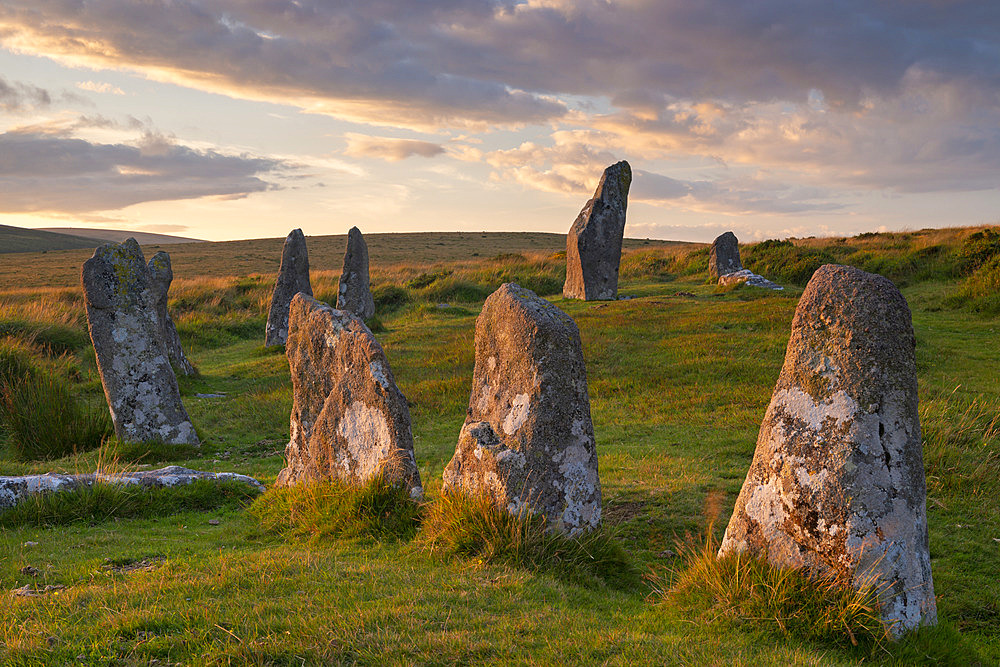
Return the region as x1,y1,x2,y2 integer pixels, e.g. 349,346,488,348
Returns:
709,231,742,279
275,294,422,497
81,239,199,445
443,283,601,534
265,229,312,346
337,226,375,320
147,251,196,376
563,161,632,301
718,264,936,637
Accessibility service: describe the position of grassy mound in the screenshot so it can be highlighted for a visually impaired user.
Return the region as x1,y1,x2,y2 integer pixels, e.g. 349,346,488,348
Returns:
421,491,640,590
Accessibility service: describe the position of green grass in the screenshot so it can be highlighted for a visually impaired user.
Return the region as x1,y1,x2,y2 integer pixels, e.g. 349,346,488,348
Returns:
0,227,997,664
421,490,641,590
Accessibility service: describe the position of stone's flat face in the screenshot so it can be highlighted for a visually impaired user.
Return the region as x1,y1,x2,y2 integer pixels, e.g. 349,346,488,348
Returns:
564,161,631,301
265,229,312,346
337,226,375,320
709,231,742,279
443,283,601,534
0,466,262,510
719,264,936,637
717,268,783,290
81,239,199,445
147,251,196,375
276,294,422,497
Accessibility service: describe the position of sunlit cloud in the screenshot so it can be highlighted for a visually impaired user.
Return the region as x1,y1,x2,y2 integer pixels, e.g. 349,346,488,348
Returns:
343,133,445,161
76,80,125,95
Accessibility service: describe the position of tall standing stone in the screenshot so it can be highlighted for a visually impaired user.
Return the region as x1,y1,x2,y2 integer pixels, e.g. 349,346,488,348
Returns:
718,264,936,637
709,231,742,279
563,161,632,301
337,226,375,320
443,283,601,535
265,229,312,347
81,239,199,445
147,251,196,376
275,294,422,497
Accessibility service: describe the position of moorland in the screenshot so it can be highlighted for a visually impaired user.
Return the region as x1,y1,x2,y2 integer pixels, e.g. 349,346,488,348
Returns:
0,226,997,664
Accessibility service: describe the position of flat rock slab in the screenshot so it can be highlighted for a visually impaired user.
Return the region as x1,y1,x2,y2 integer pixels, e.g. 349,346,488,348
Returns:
265,229,312,346
719,264,936,637
0,466,263,511
147,251,196,375
276,294,422,497
337,226,375,320
563,161,631,301
443,283,601,535
718,268,783,290
82,239,198,445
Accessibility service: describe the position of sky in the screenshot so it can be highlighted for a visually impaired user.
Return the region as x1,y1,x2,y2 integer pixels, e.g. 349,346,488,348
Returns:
0,1,998,243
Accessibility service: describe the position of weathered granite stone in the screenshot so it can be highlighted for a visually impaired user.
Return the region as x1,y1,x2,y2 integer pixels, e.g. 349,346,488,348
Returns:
443,283,601,535
563,161,631,301
82,239,199,445
709,231,743,279
717,268,783,291
718,264,936,637
147,251,196,375
0,466,262,510
337,226,375,320
265,229,312,346
275,294,422,497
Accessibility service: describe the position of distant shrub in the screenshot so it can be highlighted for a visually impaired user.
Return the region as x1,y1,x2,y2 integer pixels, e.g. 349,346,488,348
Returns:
421,490,640,589
372,285,411,313
958,227,1000,274
493,252,527,262
406,270,452,289
249,475,422,542
743,241,836,285
176,314,263,350
0,372,111,460
420,277,491,304
0,337,37,386
0,320,89,355
0,479,258,528
947,254,1000,315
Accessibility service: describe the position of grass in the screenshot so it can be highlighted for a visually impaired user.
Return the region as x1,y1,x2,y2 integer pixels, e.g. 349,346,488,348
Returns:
248,475,423,542
0,479,260,529
0,226,997,663
421,490,641,590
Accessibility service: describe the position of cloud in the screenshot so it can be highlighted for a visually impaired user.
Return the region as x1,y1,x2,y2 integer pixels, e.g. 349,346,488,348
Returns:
76,80,125,95
0,127,283,213
343,133,445,161
0,75,51,111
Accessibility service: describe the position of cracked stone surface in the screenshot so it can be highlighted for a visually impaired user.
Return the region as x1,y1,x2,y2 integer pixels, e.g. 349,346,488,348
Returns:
265,229,312,346
337,226,375,320
563,161,631,301
275,294,422,497
443,283,601,535
719,264,936,637
82,239,199,446
0,466,262,511
718,268,783,291
147,251,196,375
709,231,743,279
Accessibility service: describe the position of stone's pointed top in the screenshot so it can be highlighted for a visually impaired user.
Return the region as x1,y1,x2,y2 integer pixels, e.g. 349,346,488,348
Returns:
147,250,172,286
82,238,149,310
348,226,362,236
266,228,313,346
719,263,935,637
563,161,631,301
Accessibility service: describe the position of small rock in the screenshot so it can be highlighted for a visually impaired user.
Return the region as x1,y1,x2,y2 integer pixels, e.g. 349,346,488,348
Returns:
196,393,226,398
22,541,38,548
656,549,676,559
208,519,220,526
19,565,39,577
436,303,450,309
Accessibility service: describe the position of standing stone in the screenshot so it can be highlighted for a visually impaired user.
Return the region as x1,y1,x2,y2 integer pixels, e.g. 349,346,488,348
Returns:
265,229,312,346
275,294,422,497
718,264,936,637
563,161,631,301
443,283,601,535
147,251,196,376
709,231,742,279
81,239,199,445
337,226,375,320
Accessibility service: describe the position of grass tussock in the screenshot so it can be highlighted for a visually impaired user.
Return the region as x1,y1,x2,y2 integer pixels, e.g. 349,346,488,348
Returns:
420,490,640,589
662,532,889,648
921,391,1000,498
0,479,259,528
248,475,423,542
